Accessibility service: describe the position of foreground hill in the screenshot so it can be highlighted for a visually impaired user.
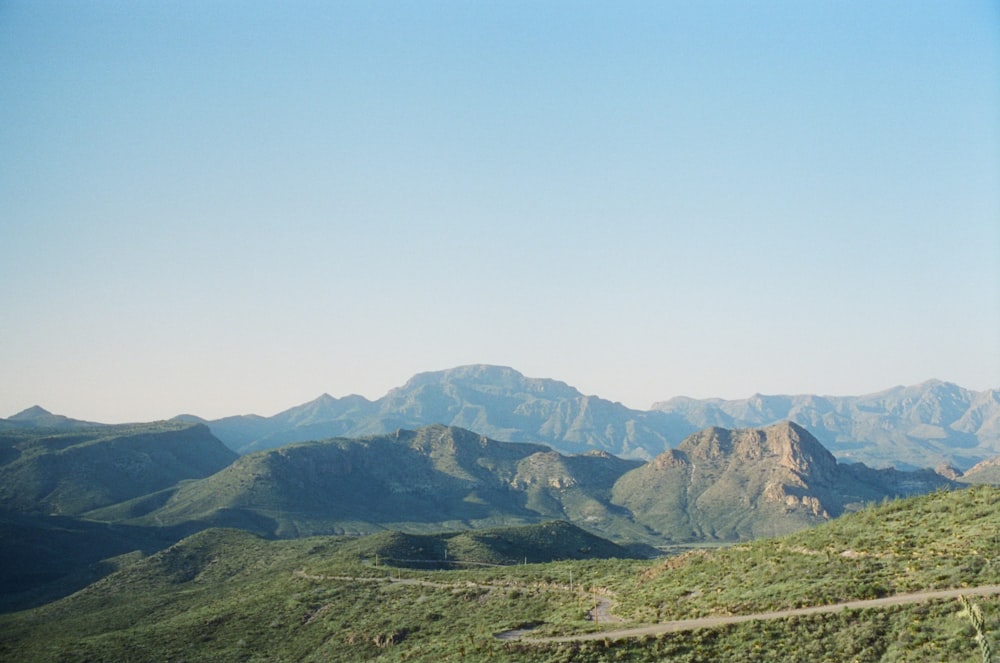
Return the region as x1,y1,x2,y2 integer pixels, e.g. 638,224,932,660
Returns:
167,365,999,469
2,486,997,662
0,420,237,515
336,520,649,568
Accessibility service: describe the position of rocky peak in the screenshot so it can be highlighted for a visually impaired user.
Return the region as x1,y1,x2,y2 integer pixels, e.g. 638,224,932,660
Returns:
677,421,837,481
9,405,53,421
759,421,838,480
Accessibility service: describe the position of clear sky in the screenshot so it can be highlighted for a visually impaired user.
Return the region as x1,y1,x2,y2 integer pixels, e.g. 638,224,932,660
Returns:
2,1,998,422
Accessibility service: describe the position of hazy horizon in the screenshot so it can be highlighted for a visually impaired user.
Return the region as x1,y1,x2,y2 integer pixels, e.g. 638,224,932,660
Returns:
3,365,997,425
3,2,998,422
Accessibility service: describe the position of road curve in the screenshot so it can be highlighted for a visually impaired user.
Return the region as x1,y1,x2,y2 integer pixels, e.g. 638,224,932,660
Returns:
519,584,1000,643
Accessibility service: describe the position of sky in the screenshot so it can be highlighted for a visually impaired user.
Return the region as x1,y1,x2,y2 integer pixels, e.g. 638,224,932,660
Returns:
1,1,998,422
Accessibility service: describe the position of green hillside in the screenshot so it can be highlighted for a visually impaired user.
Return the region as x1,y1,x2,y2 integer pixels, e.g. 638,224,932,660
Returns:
109,423,954,547
0,421,237,515
0,512,179,612
1,486,997,662
336,521,650,569
119,425,644,539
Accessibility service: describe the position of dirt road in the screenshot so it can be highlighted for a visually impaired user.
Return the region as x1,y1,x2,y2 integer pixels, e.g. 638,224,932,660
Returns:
520,584,1000,643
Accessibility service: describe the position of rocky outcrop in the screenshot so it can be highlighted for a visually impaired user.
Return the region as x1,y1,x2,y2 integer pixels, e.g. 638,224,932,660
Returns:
611,422,957,542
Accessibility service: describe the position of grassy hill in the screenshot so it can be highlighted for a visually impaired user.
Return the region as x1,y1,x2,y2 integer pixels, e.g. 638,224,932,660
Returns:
1,486,997,662
336,521,652,569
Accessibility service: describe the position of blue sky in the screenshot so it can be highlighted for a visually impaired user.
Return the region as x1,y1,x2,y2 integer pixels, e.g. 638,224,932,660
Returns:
2,1,998,421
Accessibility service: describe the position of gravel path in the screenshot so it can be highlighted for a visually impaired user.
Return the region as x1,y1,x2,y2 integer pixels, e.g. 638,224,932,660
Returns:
518,584,1000,643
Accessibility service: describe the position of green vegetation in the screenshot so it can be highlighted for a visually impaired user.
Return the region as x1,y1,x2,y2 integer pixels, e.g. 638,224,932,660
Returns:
71,423,955,552
336,521,651,569
0,422,236,515
2,486,998,662
960,594,995,662
617,485,1000,621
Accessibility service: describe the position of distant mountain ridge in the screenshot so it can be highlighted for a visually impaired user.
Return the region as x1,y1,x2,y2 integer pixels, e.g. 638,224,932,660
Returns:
165,366,999,470
1,405,101,431
652,379,1000,470
179,365,674,460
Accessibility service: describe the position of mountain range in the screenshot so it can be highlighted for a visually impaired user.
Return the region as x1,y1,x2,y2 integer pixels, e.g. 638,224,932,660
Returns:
165,365,999,470
0,407,984,611
1,416,959,547
1,368,997,659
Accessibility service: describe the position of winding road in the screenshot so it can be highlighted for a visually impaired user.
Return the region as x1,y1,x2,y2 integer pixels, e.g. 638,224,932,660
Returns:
516,584,1000,643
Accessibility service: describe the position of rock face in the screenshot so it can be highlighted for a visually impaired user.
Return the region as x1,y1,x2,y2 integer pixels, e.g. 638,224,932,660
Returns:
611,422,955,542
960,455,1000,485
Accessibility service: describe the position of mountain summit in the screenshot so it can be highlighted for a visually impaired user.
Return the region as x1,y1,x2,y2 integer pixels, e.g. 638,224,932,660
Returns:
3,405,99,429
202,365,672,459
611,422,952,541
180,365,1000,470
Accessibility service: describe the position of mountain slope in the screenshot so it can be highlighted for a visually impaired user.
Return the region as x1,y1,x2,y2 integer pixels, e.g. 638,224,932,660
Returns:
0,422,237,515
1,487,997,663
117,423,956,546
122,424,644,539
960,455,1000,485
0,512,180,612
611,422,955,542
